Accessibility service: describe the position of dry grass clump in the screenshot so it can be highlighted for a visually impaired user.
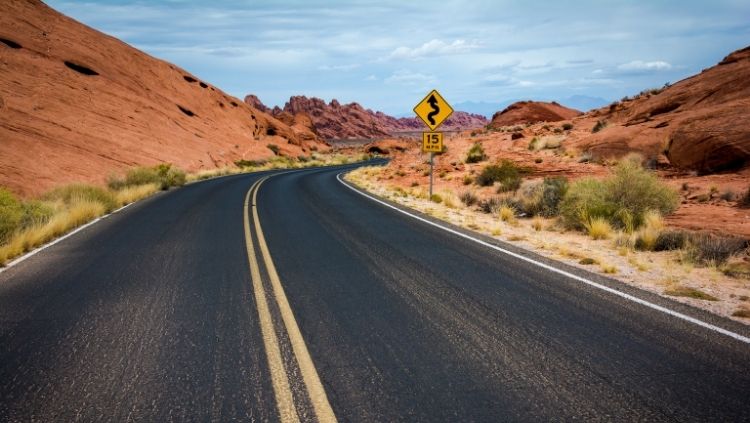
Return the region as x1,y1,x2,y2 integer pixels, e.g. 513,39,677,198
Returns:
465,142,487,163
634,211,664,251
664,286,719,301
114,183,160,206
584,217,613,240
499,205,515,222
459,190,478,207
732,308,750,318
531,217,544,231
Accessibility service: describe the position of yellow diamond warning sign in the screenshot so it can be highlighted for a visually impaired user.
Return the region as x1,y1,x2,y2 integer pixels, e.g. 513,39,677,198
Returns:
413,89,454,131
422,132,443,153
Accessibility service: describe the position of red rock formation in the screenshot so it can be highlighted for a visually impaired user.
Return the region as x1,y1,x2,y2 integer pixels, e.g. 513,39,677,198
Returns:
489,101,582,127
244,94,488,140
571,45,750,173
0,0,326,196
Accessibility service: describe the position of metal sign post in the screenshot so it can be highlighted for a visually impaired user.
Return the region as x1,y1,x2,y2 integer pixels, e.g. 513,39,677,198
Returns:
414,90,453,200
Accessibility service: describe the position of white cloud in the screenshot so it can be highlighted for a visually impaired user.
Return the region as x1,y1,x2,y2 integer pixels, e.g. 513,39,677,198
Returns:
385,39,479,61
316,63,361,71
364,74,378,81
617,60,672,71
384,69,437,85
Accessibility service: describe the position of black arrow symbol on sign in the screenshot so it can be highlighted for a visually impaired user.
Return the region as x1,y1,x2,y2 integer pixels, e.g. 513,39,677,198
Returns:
426,94,440,126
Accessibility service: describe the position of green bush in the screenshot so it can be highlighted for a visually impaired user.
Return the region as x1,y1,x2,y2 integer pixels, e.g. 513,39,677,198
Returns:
476,160,522,192
123,164,185,190
465,142,487,163
44,184,118,212
0,188,23,243
562,123,574,131
20,200,54,228
559,178,616,230
559,161,678,230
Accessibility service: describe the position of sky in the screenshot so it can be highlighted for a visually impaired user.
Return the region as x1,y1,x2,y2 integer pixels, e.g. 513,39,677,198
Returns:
48,0,750,115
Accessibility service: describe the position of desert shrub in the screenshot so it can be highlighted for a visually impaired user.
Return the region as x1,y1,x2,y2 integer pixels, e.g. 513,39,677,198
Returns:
44,184,118,212
465,142,487,163
514,180,544,216
459,191,478,207
106,175,127,191
0,188,23,243
684,234,748,265
123,164,185,190
578,151,593,163
540,177,568,217
559,178,614,229
462,175,473,185
606,160,678,227
535,158,543,164
267,144,280,155
124,167,161,187
478,196,504,214
592,120,607,133
430,194,443,203
562,123,574,131
531,217,543,231
720,190,734,201
235,159,266,168
654,230,689,251
561,161,678,230
476,160,523,192
20,201,55,228
528,138,539,151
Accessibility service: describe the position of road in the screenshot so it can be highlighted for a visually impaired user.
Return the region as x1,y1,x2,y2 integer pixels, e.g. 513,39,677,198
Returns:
1,163,749,421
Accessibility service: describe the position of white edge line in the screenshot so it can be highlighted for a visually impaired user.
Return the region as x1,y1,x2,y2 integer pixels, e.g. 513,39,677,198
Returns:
336,172,750,345
0,201,136,274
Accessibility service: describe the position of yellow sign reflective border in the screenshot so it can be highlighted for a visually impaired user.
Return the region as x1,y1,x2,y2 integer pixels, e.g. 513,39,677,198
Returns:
413,89,454,131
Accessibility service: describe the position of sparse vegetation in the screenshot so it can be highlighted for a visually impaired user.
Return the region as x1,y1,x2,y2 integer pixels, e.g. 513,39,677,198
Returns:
459,190,478,207
45,184,118,212
562,123,573,131
111,163,187,191
683,234,748,266
579,257,597,265
592,120,607,133
267,144,280,155
430,194,443,204
654,230,689,251
462,175,473,185
478,197,504,214
465,142,488,163
732,308,750,318
664,286,718,301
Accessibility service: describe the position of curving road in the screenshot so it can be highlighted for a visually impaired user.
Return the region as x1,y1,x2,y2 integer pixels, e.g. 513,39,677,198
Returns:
1,162,749,422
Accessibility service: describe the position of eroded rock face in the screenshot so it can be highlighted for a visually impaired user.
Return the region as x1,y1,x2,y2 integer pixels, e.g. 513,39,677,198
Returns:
489,101,582,127
244,94,488,140
0,0,326,196
573,45,750,173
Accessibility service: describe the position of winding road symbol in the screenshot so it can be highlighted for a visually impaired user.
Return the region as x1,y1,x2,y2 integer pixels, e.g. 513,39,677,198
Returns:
426,94,440,126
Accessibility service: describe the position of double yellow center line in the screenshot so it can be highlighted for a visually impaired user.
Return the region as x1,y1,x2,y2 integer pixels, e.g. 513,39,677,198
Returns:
243,176,337,423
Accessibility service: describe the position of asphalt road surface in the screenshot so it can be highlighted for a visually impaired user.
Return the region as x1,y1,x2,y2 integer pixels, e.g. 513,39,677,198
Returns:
1,163,749,422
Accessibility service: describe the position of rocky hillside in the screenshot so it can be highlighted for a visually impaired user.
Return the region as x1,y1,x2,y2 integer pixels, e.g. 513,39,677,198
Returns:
244,95,488,140
489,101,582,127
0,0,326,196
576,46,750,173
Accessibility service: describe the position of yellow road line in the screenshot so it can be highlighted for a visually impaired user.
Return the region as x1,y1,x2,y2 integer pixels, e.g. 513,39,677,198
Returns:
252,178,338,423
243,178,300,423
